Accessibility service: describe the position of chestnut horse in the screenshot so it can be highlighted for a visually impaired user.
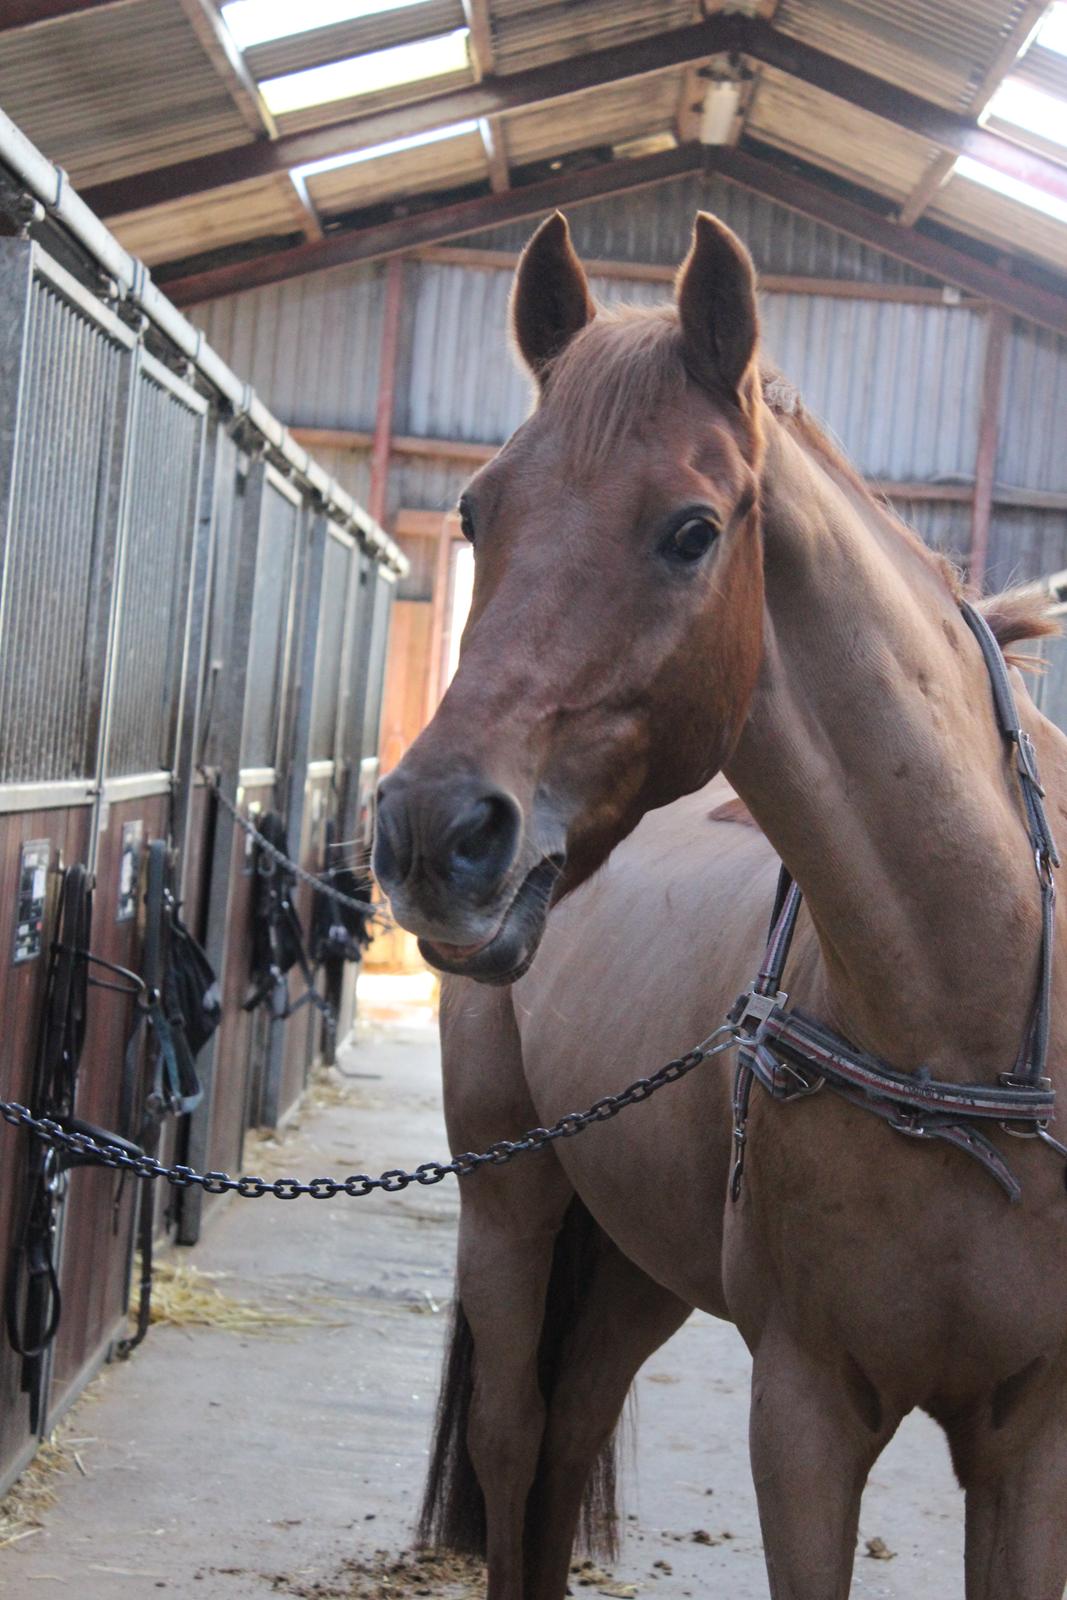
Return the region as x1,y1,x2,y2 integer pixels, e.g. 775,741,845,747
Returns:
373,211,1067,1599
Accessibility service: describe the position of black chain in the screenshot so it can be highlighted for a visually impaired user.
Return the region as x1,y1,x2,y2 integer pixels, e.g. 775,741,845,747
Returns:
205,774,389,926
0,1028,737,1200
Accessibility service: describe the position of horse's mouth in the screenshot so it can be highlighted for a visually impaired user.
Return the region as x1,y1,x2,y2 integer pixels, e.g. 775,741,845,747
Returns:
418,856,561,985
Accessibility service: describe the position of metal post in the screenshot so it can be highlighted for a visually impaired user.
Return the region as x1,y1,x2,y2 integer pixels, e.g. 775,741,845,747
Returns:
260,507,328,1128
174,413,220,885
177,455,267,1245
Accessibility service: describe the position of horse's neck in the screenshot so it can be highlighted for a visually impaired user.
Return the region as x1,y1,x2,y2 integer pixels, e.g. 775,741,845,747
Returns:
725,417,1044,1078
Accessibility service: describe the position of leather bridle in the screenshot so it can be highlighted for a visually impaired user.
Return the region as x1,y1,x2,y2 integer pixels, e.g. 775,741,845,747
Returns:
728,599,1063,1204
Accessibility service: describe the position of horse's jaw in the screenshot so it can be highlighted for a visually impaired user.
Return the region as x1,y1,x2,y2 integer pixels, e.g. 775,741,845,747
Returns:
417,854,561,985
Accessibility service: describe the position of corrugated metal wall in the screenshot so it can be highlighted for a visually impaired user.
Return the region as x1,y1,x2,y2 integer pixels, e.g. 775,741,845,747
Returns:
464,172,938,285
192,172,1067,585
194,263,386,431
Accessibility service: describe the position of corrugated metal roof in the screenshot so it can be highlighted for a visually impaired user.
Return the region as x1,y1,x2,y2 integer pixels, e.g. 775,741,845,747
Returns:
927,170,1067,276
4,0,1063,299
504,72,684,166
0,0,249,187
271,60,474,136
774,0,1029,109
191,259,388,431
112,174,303,266
746,68,936,202
490,0,699,74
307,124,486,214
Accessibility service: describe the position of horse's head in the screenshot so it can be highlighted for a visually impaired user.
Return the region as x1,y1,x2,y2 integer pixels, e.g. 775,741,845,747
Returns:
375,211,766,982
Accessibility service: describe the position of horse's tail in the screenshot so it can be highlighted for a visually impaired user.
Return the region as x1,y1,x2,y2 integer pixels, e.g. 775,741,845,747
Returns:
417,1196,622,1560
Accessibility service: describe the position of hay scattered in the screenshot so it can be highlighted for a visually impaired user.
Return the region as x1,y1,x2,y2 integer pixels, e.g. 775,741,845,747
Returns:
270,1548,485,1598
147,1259,340,1335
0,1408,99,1551
269,1550,641,1599
0,1436,65,1548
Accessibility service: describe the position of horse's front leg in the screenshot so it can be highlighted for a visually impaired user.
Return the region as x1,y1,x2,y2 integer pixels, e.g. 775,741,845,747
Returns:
429,977,572,1600
458,1159,572,1597
948,1362,1067,1600
523,1239,690,1600
748,1326,899,1600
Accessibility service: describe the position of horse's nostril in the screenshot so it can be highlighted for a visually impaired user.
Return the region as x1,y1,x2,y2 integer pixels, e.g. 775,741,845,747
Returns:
373,787,413,886
447,792,521,894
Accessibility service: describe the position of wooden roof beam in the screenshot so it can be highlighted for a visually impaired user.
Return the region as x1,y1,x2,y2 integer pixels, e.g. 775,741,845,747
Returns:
0,0,133,28
164,144,708,303
161,139,1067,340
462,2,510,192
177,0,278,141
81,15,1067,222
898,0,1052,227
712,144,1067,338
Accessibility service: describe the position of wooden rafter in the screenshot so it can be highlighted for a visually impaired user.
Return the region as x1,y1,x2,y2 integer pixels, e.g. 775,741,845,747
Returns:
898,0,1052,227
82,14,1067,224
177,0,277,141
462,4,510,192
0,0,132,27
161,141,1067,339
164,144,705,304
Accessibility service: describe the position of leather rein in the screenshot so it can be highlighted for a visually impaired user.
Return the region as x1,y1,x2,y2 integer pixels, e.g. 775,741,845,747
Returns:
727,599,1063,1205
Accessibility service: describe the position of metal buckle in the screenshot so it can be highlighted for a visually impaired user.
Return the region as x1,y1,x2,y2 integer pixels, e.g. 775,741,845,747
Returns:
777,1063,825,1101
733,988,787,1035
1017,730,1045,794
889,1111,928,1140
997,1072,1052,1092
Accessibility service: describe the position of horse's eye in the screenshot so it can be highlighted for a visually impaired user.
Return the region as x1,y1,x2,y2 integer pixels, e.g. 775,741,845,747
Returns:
458,498,476,544
663,515,718,564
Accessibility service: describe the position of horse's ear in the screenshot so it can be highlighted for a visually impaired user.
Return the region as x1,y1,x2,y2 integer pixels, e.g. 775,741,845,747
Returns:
675,212,759,399
511,212,594,382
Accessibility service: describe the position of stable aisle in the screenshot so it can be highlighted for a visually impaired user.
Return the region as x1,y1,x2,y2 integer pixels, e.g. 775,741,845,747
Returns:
0,1017,962,1598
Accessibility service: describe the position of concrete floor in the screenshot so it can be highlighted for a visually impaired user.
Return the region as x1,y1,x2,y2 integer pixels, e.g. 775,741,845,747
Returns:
1,1016,967,1598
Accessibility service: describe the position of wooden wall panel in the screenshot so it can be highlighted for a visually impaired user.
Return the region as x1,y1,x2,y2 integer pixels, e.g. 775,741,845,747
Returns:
50,793,169,1421
0,805,91,1478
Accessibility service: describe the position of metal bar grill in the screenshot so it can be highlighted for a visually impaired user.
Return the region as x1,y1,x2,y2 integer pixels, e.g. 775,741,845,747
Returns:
105,355,206,778
309,530,354,762
240,471,301,770
0,248,133,785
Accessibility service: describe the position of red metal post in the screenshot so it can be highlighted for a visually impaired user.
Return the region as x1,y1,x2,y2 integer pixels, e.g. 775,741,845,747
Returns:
368,257,404,531
969,306,1009,589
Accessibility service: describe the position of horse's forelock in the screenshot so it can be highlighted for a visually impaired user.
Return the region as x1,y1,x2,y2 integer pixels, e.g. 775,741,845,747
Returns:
535,304,688,472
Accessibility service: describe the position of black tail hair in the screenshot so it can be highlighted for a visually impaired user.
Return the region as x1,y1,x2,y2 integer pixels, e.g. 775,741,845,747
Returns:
418,1196,622,1561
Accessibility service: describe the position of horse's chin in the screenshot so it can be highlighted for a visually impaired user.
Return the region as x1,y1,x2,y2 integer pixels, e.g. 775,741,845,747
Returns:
418,856,558,985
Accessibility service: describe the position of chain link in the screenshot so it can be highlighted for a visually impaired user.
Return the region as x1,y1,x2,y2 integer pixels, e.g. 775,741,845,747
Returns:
205,773,388,925
0,1029,738,1200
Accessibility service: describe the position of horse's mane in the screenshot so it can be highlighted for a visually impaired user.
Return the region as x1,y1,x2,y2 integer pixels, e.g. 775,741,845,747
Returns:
538,302,1055,655
763,368,1057,659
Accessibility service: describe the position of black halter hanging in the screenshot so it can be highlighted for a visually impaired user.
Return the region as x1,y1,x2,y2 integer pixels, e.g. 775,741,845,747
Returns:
728,600,1062,1205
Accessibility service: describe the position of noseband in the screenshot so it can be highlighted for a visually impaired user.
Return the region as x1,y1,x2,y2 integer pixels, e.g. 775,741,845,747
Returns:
728,601,1062,1204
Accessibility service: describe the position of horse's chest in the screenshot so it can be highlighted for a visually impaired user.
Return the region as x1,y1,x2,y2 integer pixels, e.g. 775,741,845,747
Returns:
723,1093,1067,1394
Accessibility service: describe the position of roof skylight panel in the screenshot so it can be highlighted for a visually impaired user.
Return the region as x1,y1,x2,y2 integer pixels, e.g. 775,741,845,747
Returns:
221,0,436,51
955,155,1067,226
292,120,479,181
259,28,470,114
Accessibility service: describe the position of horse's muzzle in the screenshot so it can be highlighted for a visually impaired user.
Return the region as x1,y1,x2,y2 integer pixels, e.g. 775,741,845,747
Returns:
373,770,563,981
